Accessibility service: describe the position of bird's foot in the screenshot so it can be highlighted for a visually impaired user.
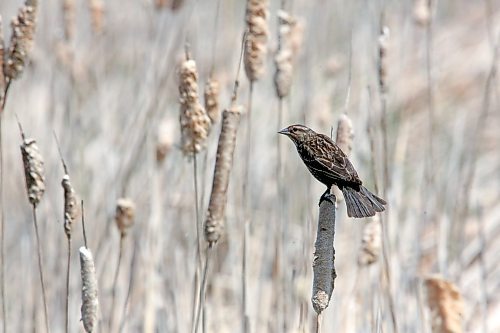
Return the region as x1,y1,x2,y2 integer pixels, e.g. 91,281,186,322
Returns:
319,188,334,206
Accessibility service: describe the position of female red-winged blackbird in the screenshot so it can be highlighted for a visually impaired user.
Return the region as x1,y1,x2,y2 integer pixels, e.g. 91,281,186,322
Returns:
279,124,386,218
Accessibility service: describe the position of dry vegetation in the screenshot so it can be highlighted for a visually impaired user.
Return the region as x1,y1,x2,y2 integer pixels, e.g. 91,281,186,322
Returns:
0,0,499,332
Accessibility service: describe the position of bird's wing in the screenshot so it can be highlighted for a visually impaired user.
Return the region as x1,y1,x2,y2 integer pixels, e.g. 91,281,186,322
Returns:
300,134,361,184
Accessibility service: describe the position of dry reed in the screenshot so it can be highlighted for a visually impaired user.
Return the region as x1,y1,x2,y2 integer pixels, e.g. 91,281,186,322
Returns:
311,194,337,315
204,103,242,245
80,246,99,333
357,216,382,266
244,0,269,82
424,275,464,333
4,0,38,82
0,18,5,111
18,122,49,333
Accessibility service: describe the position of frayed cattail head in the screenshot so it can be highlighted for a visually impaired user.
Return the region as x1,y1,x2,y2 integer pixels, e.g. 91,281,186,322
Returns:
204,77,220,124
115,198,135,237
204,103,242,245
4,0,38,81
20,136,44,207
413,0,431,26
179,58,211,155
378,26,390,93
424,275,464,333
244,0,269,82
357,216,381,266
0,17,5,111
88,0,104,34
79,247,98,333
156,118,175,163
274,10,300,99
62,0,75,41
333,113,354,201
62,175,78,239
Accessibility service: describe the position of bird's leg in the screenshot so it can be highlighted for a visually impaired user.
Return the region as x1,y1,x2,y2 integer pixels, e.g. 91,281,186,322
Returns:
319,186,333,206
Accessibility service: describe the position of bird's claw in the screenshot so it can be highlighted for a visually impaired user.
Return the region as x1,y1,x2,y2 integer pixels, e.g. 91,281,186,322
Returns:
319,189,334,206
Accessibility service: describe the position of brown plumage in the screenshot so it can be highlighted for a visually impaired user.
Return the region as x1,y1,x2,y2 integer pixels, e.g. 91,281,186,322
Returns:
279,124,386,218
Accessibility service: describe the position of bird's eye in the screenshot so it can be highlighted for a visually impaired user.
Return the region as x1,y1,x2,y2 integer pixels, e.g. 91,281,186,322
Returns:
291,127,297,133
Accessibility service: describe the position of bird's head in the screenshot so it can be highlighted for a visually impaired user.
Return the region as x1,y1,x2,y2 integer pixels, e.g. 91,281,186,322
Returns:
278,124,314,144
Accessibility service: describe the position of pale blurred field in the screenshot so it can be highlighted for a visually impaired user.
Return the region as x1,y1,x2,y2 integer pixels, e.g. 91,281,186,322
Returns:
0,0,499,332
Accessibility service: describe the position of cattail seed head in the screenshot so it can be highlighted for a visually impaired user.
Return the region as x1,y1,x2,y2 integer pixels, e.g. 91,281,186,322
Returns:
0,17,5,111
357,216,381,266
244,0,269,82
413,0,431,26
62,175,78,239
424,275,465,333
311,194,337,314
274,10,300,99
204,103,242,245
79,247,99,333
378,26,390,93
179,58,211,155
62,0,75,41
204,77,220,124
156,118,175,163
115,198,135,237
4,1,38,81
20,137,45,207
88,0,104,35
335,113,354,156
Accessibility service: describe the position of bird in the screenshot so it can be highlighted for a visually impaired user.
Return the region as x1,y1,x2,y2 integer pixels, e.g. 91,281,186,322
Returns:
278,124,386,218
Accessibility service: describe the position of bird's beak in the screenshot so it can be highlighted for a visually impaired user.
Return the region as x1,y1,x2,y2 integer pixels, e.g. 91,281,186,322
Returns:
278,128,289,136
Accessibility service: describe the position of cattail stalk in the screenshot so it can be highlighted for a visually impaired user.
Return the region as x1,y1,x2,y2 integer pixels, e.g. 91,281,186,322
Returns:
424,276,464,333
80,247,98,333
55,133,78,333
0,17,6,333
110,198,135,331
18,122,49,333
62,0,75,41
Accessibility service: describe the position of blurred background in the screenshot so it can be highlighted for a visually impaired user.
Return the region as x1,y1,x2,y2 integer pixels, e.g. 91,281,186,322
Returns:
0,0,499,332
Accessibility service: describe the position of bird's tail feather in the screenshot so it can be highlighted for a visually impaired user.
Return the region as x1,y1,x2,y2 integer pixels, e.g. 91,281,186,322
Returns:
342,186,386,218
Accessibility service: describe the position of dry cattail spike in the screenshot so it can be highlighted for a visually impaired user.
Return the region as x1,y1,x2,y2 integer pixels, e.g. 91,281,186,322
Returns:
244,0,269,82
204,77,220,124
378,25,390,93
413,0,431,26
88,0,104,35
115,198,135,237
79,246,99,333
311,194,337,314
0,16,6,110
204,103,242,245
62,0,75,41
273,10,298,99
62,175,78,239
424,275,465,333
156,118,175,163
3,0,38,81
179,57,211,155
19,129,45,207
357,216,381,266
335,113,354,156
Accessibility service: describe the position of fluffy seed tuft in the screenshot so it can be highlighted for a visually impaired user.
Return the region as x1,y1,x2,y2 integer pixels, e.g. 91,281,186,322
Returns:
424,275,464,333
179,58,211,155
204,77,220,124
